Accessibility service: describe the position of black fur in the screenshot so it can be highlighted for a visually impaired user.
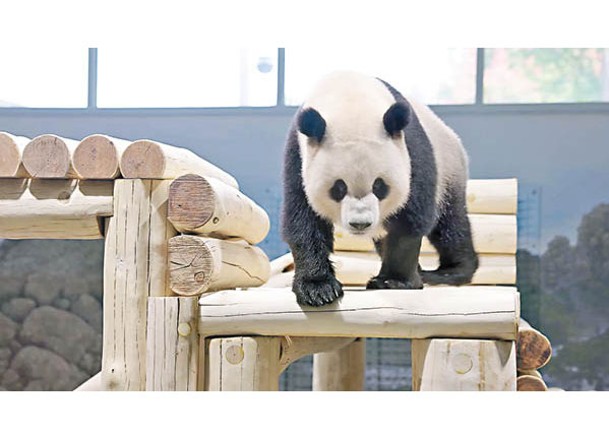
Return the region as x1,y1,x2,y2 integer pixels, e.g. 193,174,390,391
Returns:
329,179,348,202
298,108,326,143
372,177,389,200
383,102,410,137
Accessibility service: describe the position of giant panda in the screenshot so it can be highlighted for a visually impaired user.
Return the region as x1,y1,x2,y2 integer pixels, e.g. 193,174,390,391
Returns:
281,70,478,307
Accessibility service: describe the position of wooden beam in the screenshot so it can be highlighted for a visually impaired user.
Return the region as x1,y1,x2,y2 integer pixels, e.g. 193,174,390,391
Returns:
466,178,518,214
168,174,270,244
168,235,270,296
74,372,103,391
205,336,281,391
334,214,517,254
198,286,520,340
22,134,80,178
0,132,30,177
517,318,552,370
313,338,366,391
146,297,199,391
119,139,239,188
72,134,131,179
102,179,174,391
279,336,356,373
0,179,113,239
412,339,517,391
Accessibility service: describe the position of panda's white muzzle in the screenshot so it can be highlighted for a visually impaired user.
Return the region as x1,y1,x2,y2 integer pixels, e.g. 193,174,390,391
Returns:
340,194,379,236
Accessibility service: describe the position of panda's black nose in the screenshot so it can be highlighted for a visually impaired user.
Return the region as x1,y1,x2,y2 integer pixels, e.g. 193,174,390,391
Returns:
349,221,372,231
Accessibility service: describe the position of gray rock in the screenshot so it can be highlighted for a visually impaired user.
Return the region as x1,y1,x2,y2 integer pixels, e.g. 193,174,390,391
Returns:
24,272,65,306
20,306,99,364
0,347,11,361
1,368,22,390
8,346,88,391
9,339,22,353
53,298,71,310
0,313,17,347
0,274,25,303
71,294,102,331
1,298,37,322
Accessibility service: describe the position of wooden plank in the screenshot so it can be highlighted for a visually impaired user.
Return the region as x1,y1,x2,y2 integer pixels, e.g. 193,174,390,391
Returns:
119,139,239,188
168,235,270,296
205,336,281,391
146,297,199,391
102,179,173,391
313,338,365,391
411,339,517,391
279,337,356,373
22,134,80,178
72,134,131,179
334,214,517,254
168,174,270,244
0,179,113,239
0,131,30,177
198,286,520,340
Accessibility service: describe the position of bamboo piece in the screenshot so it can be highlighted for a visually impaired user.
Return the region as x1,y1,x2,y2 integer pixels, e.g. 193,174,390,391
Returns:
517,374,547,391
198,286,520,340
74,372,103,391
72,134,131,179
102,180,174,391
205,336,281,391
313,338,366,391
0,179,113,239
334,214,517,254
411,339,517,391
517,319,552,370
466,178,518,214
0,132,30,177
168,174,270,244
22,134,80,178
279,337,356,373
263,252,516,287
119,139,239,188
146,297,199,391
168,235,270,296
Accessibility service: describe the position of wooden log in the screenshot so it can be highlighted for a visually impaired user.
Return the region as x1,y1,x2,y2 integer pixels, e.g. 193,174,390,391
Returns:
0,132,31,177
102,179,174,391
146,297,199,391
198,286,520,340
168,235,270,296
263,252,516,287
168,174,270,244
0,179,113,239
72,134,131,179
205,336,281,391
22,134,80,178
270,252,295,276
517,368,543,379
517,319,552,370
466,178,518,214
412,339,517,391
119,139,239,188
334,214,517,254
279,336,356,373
74,372,103,391
313,338,366,391
517,374,547,391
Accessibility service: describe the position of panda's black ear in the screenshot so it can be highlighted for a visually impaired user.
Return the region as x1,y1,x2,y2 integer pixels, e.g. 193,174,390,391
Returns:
298,108,326,143
383,102,411,137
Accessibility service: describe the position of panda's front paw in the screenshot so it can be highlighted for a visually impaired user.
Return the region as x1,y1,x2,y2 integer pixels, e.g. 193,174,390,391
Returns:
366,274,423,290
292,274,343,307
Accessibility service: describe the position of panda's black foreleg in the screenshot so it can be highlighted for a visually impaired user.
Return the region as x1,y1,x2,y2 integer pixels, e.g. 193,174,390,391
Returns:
420,191,479,286
366,233,424,289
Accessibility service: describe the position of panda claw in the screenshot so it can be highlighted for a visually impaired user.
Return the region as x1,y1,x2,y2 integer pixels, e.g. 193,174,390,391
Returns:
292,274,344,307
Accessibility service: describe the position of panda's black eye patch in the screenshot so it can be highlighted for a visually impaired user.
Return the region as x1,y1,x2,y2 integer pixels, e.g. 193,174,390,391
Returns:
373,178,389,200
329,179,348,202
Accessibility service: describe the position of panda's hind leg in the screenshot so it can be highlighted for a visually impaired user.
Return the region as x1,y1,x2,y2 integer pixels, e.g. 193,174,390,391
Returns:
420,189,479,286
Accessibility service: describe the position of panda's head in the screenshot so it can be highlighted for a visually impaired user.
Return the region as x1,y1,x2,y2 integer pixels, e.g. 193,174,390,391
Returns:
297,72,412,238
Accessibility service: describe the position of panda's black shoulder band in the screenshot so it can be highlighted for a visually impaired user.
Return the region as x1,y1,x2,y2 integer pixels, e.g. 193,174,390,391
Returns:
298,108,326,143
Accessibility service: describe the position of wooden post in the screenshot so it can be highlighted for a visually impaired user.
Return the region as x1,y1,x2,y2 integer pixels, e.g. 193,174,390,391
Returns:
102,179,175,391
73,134,131,179
205,336,281,391
0,131,30,177
22,134,80,178
411,339,517,391
313,338,366,391
74,372,103,391
517,318,552,370
146,297,199,391
279,337,356,373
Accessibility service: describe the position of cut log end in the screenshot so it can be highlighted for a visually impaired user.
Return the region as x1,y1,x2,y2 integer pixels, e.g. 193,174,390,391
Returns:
168,174,216,229
517,329,552,370
73,135,121,179
120,140,165,178
23,135,72,178
517,374,547,391
0,132,22,177
169,236,216,296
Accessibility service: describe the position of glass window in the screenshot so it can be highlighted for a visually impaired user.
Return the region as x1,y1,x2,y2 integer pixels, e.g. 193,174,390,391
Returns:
284,48,476,106
0,48,88,108
97,48,277,108
484,48,609,103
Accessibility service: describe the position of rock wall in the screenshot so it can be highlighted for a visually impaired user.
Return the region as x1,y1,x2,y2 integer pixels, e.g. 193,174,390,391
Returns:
0,240,103,391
